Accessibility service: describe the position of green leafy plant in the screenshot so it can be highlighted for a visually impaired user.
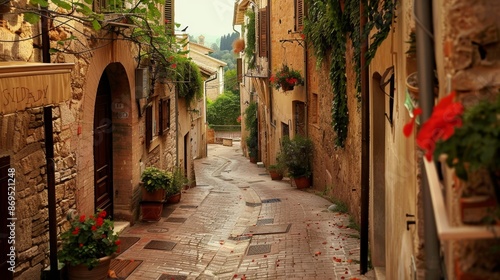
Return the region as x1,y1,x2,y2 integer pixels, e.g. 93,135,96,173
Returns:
140,166,171,192
269,64,304,91
303,0,395,147
168,167,188,196
281,135,314,178
58,210,120,269
244,9,256,69
244,101,258,159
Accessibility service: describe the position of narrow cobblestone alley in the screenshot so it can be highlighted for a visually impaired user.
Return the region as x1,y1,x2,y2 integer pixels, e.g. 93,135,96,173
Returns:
116,142,375,280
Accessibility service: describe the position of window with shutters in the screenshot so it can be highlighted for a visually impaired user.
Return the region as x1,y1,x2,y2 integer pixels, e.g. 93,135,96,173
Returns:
258,8,268,58
145,96,161,147
93,0,123,13
145,104,153,146
295,0,305,31
164,0,174,33
159,98,171,134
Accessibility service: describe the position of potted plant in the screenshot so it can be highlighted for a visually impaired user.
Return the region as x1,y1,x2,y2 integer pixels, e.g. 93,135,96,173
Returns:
167,167,187,204
140,166,171,201
244,101,258,162
58,210,120,280
270,64,304,92
404,91,500,224
281,135,314,189
268,152,287,180
140,166,171,221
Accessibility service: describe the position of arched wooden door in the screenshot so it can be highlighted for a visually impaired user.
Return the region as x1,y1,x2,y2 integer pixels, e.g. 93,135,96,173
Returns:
93,73,113,216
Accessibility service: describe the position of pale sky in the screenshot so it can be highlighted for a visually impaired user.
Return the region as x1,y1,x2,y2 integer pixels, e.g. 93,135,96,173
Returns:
175,0,240,45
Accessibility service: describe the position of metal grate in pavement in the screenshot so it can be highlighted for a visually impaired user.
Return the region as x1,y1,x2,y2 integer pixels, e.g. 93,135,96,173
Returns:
164,217,187,223
262,198,281,203
247,244,271,255
158,274,187,280
246,202,262,207
179,205,198,209
144,240,176,251
146,228,168,233
256,218,274,225
244,224,291,235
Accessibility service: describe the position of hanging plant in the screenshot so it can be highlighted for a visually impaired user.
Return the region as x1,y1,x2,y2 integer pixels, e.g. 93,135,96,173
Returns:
303,0,396,147
269,64,305,92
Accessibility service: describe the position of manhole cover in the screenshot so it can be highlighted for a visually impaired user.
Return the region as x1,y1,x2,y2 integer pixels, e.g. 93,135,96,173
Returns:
144,240,176,251
246,202,262,207
247,244,271,255
256,218,274,225
262,198,281,203
244,224,291,235
165,217,187,223
179,205,198,209
146,228,168,233
158,274,187,280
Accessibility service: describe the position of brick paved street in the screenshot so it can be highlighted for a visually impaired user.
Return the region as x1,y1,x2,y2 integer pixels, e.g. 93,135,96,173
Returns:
116,142,375,280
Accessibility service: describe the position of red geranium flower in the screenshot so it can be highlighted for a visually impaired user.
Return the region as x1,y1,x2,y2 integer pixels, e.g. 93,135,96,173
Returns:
98,210,107,218
403,91,464,161
79,215,86,222
96,217,104,227
72,227,80,235
91,225,97,231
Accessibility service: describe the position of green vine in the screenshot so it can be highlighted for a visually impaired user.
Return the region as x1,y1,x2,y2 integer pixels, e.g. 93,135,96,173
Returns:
244,10,256,69
304,0,395,147
174,58,203,105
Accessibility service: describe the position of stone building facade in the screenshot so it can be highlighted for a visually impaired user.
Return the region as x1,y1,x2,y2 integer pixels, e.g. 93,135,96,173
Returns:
0,0,203,278
235,0,500,278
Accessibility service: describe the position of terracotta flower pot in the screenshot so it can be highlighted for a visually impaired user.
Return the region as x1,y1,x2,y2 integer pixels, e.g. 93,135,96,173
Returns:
141,183,165,201
269,170,283,180
140,201,163,221
67,255,112,280
294,176,310,189
167,192,181,204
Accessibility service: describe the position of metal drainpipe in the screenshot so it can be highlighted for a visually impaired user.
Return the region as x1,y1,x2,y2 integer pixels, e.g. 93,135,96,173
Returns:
359,1,370,274
175,86,179,167
414,1,441,279
41,6,60,279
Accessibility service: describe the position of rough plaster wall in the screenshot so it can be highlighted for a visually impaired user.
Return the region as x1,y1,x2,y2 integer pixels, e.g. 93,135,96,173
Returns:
267,0,306,168
307,42,362,224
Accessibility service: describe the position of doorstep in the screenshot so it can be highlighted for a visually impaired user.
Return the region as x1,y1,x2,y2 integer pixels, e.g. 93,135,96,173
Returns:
114,221,130,235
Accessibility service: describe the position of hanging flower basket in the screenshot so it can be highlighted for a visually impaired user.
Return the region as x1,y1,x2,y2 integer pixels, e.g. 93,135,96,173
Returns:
270,64,304,92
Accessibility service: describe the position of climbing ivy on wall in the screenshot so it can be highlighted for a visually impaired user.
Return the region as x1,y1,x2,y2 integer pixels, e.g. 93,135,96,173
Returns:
303,0,396,147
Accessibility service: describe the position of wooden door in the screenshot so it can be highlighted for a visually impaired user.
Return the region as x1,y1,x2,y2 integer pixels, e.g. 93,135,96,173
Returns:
0,156,13,280
94,74,113,216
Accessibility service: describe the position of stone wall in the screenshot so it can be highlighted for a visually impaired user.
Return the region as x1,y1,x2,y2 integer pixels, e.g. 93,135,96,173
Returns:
0,107,76,279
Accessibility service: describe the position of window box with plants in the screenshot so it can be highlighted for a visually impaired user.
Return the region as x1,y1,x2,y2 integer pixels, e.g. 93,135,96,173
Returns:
281,135,314,189
405,91,500,225
270,64,304,92
140,166,171,221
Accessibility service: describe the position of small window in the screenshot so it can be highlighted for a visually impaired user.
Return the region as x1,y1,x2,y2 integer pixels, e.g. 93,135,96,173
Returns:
145,104,153,146
295,0,305,31
282,122,289,139
258,8,268,57
159,98,171,134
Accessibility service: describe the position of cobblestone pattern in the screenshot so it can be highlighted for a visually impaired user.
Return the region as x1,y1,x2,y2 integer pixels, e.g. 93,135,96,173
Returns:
118,143,374,280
